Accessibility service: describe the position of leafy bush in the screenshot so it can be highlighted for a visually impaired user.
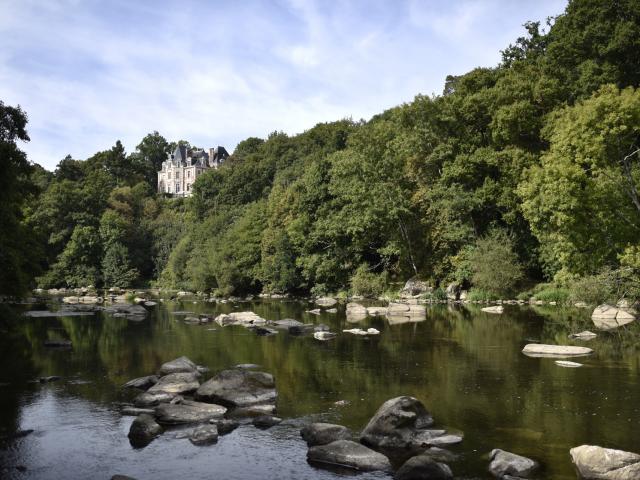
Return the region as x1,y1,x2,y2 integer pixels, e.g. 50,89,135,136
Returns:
532,286,570,303
467,288,499,301
469,230,524,297
568,268,640,305
350,265,388,298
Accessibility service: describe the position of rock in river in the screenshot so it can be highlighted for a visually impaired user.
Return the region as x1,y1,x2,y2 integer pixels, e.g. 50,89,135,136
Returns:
482,306,504,314
128,414,163,447
147,372,200,395
489,449,539,478
315,297,338,307
189,424,218,445
252,415,282,429
122,375,159,390
155,400,226,425
307,440,392,472
301,423,351,446
521,344,593,358
591,304,636,330
360,396,441,452
570,445,640,480
195,369,277,407
134,392,174,407
313,331,337,341
158,356,198,375
394,454,453,480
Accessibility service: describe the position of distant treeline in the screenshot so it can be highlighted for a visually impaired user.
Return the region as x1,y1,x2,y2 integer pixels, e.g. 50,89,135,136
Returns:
1,0,639,302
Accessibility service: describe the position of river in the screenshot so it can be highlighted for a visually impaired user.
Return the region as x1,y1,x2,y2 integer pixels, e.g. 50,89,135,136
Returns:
0,298,638,479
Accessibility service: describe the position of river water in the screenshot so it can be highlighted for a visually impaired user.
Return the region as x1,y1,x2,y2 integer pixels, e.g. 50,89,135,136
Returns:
0,298,638,479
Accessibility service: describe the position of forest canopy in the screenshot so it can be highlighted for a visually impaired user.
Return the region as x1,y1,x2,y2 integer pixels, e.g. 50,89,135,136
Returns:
2,0,639,302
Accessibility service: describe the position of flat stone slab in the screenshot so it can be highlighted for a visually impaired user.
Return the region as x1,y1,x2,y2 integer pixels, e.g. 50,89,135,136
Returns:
25,310,95,317
522,344,593,358
555,360,583,368
307,440,392,472
482,306,504,314
569,331,597,340
147,372,200,395
155,400,226,425
195,369,276,407
122,375,159,390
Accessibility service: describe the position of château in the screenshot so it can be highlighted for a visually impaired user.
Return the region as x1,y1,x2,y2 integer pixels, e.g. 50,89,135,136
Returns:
157,145,229,197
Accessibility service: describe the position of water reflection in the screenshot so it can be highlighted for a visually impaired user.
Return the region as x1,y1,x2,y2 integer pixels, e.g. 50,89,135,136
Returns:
0,300,639,479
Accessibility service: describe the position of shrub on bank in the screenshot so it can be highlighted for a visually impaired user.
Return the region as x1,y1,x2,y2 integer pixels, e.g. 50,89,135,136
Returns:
350,265,388,298
467,288,499,302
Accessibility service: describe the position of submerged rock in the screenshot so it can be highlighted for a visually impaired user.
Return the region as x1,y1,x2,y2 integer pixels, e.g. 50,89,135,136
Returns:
147,372,200,395
128,414,163,447
155,400,226,425
301,423,351,446
570,445,640,480
313,331,337,341
394,454,453,480
272,319,304,329
307,439,392,472
555,360,583,368
253,326,278,336
252,415,282,429
489,449,539,478
189,424,218,445
569,331,598,340
482,306,504,314
213,418,240,435
195,369,276,407
122,375,159,390
103,304,147,320
121,407,155,416
288,324,315,335
158,356,198,375
522,344,593,358
316,297,338,307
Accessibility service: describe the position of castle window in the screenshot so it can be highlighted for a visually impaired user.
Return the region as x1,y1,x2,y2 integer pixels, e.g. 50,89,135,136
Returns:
168,172,171,179
187,171,191,178
176,183,180,192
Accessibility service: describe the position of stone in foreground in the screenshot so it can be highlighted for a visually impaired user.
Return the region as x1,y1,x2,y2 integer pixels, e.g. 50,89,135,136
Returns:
155,400,226,425
521,344,593,358
128,414,162,447
189,424,218,445
360,396,436,451
307,440,392,472
158,356,197,375
195,369,276,407
570,445,640,480
394,454,453,480
301,423,351,446
489,449,539,478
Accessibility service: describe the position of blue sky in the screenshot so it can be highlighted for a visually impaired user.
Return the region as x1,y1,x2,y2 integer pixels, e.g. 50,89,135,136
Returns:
0,0,567,170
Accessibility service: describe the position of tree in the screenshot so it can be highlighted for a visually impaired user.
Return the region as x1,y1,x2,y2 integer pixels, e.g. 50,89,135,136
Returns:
0,101,41,295
468,230,524,296
102,242,139,288
519,85,640,277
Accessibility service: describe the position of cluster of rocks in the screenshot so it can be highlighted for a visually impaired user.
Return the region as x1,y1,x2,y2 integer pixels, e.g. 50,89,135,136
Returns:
303,396,466,478
122,356,279,448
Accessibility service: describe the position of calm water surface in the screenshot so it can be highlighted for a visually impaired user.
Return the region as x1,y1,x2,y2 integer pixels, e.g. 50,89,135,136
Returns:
0,298,639,479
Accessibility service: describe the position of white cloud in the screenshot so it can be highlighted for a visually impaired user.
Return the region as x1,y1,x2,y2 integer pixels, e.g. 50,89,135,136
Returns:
0,0,568,169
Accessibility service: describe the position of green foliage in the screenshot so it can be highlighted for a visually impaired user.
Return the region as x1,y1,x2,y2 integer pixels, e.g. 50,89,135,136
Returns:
102,242,139,288
350,265,388,298
468,230,524,297
531,285,571,304
467,288,499,302
569,267,640,305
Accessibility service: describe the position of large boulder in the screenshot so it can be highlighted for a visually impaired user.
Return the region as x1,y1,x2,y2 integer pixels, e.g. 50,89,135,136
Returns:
189,424,218,445
154,400,226,425
301,423,351,446
195,369,276,407
158,356,197,375
128,414,162,447
346,303,368,322
521,344,593,358
489,449,539,478
122,375,159,390
307,440,392,472
445,283,460,301
360,396,440,451
394,454,453,479
570,445,640,479
591,304,636,330
147,372,200,395
401,278,431,297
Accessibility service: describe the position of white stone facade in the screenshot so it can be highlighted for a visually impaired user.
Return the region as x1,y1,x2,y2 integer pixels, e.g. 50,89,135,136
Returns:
157,145,228,197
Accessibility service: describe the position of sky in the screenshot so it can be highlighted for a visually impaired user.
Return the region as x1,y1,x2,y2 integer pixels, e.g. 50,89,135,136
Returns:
0,0,567,170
